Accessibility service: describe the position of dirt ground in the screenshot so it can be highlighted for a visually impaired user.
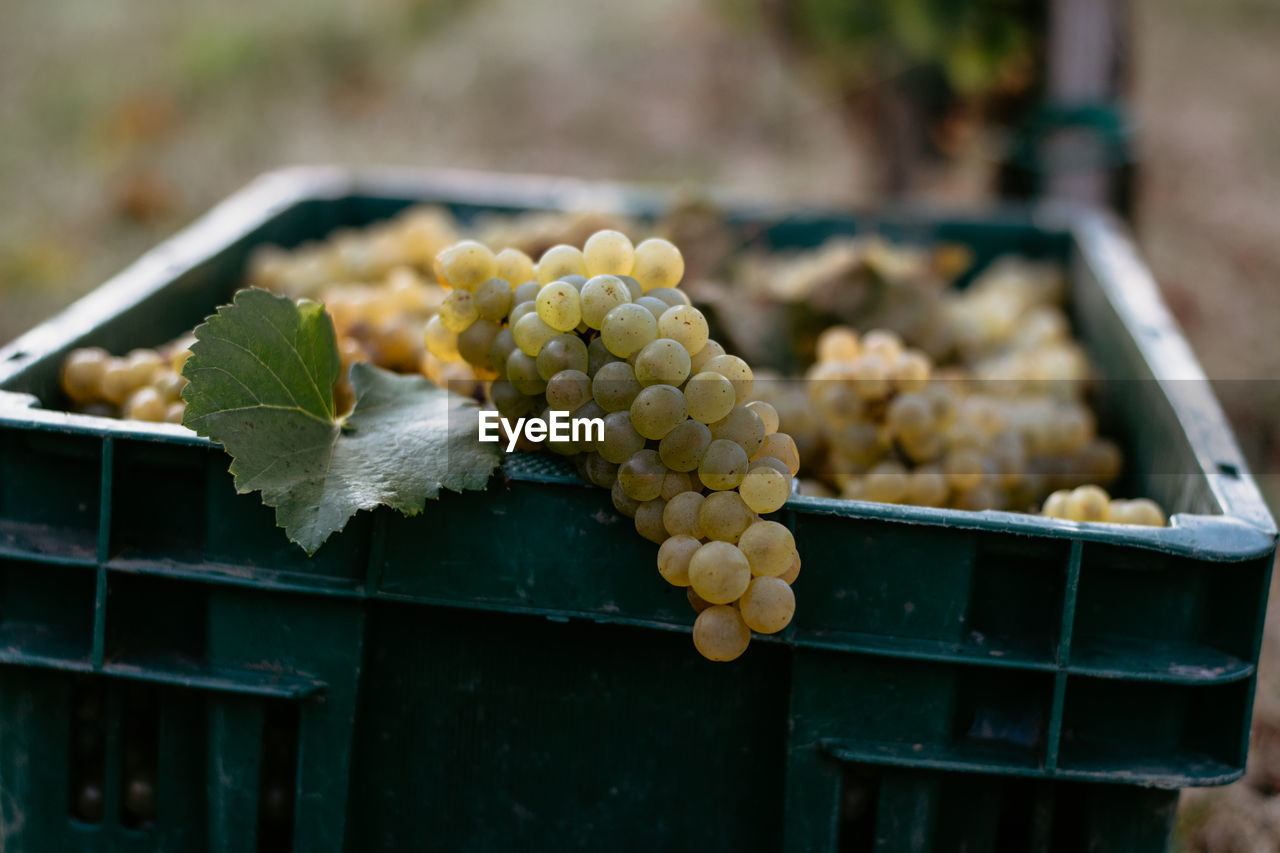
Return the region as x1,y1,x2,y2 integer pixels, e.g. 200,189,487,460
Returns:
0,0,1277,845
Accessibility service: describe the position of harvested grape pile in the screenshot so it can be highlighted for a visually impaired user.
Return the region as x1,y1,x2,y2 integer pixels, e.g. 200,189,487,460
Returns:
55,205,1170,660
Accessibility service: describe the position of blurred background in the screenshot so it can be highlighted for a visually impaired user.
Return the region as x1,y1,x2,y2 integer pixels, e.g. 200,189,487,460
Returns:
1,0,1276,845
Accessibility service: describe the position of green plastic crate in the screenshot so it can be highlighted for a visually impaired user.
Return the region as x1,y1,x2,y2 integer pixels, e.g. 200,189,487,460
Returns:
0,168,1273,852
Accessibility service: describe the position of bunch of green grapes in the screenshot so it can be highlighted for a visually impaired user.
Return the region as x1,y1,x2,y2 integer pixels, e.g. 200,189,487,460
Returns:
60,337,194,423
430,229,804,662
1041,485,1166,527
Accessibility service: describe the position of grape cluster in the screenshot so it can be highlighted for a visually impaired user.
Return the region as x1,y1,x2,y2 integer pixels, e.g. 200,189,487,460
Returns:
431,230,803,662
59,337,193,423
1042,484,1166,526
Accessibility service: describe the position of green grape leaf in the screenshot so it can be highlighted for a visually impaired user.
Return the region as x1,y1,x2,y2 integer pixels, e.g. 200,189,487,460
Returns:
182,288,499,554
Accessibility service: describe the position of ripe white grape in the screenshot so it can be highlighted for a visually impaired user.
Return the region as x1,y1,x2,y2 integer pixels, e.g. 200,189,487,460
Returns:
512,281,541,306
536,334,590,381
1065,484,1110,522
684,372,736,424
618,449,666,502
495,247,535,287
488,328,518,377
631,238,685,291
692,606,751,662
612,479,641,518
698,439,749,491
587,336,620,375
630,384,688,440
512,313,559,357
580,275,632,329
739,577,795,634
659,418,712,472
702,354,754,401
688,541,751,604
474,277,514,321
698,491,754,543
545,369,592,412
663,491,705,538
509,300,538,327
645,287,691,309
437,240,497,291
536,244,588,284
601,303,659,357
778,551,801,585
754,432,801,477
816,326,860,362
535,281,582,332
633,339,692,387
737,520,795,577
689,340,726,373
61,347,109,403
1108,498,1166,527
456,319,501,369
439,289,478,332
745,400,780,435
634,296,671,321
635,498,669,544
658,305,709,356
739,466,790,514
424,315,461,362
592,361,642,412
661,470,697,500
583,230,635,277
657,535,701,587
709,406,766,457
505,349,546,396
598,411,646,463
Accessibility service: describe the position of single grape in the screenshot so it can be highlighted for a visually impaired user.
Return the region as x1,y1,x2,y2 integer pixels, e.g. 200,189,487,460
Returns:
645,287,691,309
709,406,766,457
702,354,753,401
630,385,688,440
1065,484,1110,522
1108,497,1166,527
635,498,669,544
861,329,903,360
737,520,795,577
699,439,749,491
657,534,701,587
778,551,801,585
684,372,736,424
512,313,558,357
634,296,671,321
536,334,590,381
890,351,931,391
633,338,692,387
749,456,792,480
61,347,109,404
437,240,497,290
439,289,478,332
698,491,754,543
546,369,592,412
660,470,697,501
693,605,751,661
489,328,519,377
886,392,932,440
580,275,632,329
512,281,541,305
506,350,546,396
745,400,780,435
904,466,949,507
587,336,620,375
658,305,709,356
738,576,795,634
583,230,636,277
536,281,583,332
659,418,712,472
598,411,646,463
536,244,587,285
474,277,514,321
616,275,643,301
592,361,642,412
816,327,860,362
509,300,538,327
424,315,461,362
664,491,705,538
123,387,166,422
495,247,536,287
457,319,502,369
754,432,801,477
601,303,659,358
152,370,185,402
618,449,667,502
688,541,752,607
739,466,789,514
689,340,726,373
632,238,684,291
